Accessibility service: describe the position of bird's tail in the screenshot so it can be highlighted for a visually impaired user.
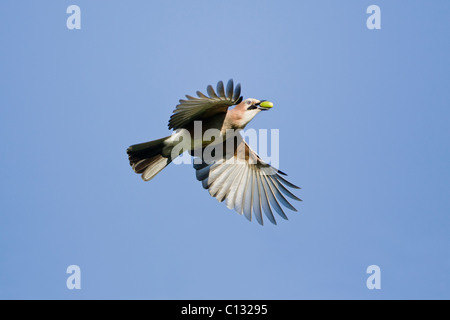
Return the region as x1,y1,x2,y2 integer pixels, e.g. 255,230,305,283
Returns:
127,136,173,181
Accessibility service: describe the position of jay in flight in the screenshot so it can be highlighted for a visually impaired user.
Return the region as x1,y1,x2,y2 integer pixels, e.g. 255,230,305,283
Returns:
127,80,301,225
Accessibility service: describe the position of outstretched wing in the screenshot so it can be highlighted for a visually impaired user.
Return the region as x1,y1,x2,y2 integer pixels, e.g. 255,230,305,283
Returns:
193,136,301,225
168,79,243,130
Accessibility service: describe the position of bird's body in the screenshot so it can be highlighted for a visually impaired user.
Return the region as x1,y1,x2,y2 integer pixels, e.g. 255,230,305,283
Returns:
127,80,301,225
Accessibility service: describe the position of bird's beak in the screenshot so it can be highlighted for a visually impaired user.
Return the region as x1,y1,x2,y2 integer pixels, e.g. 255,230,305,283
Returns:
257,100,273,111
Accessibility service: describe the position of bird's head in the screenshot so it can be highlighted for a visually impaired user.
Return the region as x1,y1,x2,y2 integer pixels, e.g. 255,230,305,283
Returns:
231,98,273,129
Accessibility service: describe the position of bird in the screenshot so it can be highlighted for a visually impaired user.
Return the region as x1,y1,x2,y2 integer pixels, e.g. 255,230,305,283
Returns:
127,79,301,225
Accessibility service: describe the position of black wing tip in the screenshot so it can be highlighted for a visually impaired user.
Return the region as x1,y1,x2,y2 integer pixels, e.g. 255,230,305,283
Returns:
276,170,302,189
223,79,243,103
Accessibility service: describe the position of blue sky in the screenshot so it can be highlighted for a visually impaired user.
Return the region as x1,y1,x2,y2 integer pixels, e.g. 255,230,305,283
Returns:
1,1,449,299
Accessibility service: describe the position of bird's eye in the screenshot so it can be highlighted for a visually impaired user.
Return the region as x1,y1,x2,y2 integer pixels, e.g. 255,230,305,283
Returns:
246,100,252,105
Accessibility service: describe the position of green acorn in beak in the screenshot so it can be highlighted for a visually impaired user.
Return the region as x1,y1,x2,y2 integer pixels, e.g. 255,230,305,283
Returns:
258,100,273,110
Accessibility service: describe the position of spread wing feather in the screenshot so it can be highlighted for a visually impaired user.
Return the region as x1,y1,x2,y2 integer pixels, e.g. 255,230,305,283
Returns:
168,79,243,130
193,136,301,225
